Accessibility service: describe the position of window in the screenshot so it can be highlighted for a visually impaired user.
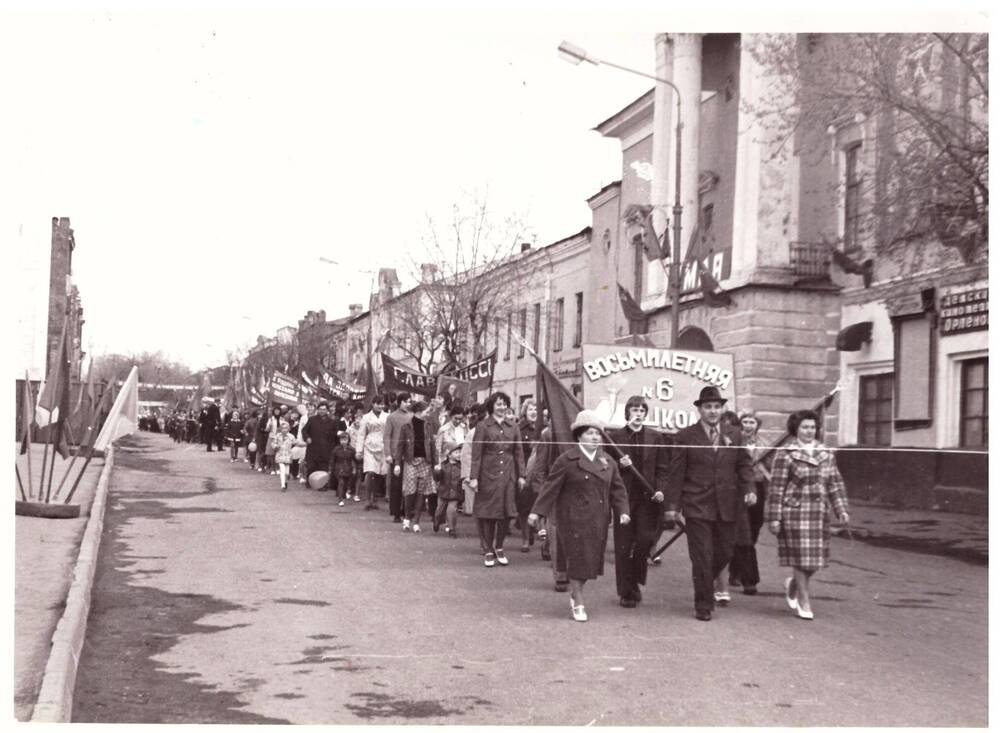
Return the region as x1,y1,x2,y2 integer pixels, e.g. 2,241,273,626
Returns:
552,298,565,352
858,373,893,446
505,313,512,361
494,318,500,355
960,358,988,448
532,303,541,353
573,292,583,347
844,143,862,251
633,239,644,301
893,314,935,424
518,308,527,358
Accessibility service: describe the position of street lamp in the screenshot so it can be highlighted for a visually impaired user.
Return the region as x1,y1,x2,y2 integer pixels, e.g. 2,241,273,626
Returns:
558,39,685,348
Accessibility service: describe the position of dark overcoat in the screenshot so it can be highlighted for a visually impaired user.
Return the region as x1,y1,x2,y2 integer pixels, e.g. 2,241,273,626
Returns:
606,425,671,512
665,422,755,522
302,414,338,466
470,416,525,520
531,446,630,581
515,417,542,516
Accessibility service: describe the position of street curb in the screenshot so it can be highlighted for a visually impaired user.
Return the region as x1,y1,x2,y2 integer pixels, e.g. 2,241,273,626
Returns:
29,445,115,723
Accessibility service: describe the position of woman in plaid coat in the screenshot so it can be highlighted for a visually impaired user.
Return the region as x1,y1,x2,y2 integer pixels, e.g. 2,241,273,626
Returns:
766,409,850,620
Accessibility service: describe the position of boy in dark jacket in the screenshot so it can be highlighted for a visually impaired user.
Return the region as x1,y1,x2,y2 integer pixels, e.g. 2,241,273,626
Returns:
331,432,356,507
434,445,464,538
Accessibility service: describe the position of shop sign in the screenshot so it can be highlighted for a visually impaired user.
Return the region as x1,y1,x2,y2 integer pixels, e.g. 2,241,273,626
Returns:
553,358,581,377
581,345,735,432
940,288,988,335
886,292,927,318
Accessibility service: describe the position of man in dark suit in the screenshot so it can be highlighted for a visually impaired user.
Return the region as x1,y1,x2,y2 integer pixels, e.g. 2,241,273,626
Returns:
608,395,670,608
666,386,756,621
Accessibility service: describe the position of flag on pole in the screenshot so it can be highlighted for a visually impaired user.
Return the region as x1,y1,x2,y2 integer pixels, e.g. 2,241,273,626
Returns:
93,366,140,452
19,374,35,455
617,284,649,325
36,322,73,459
623,204,667,262
698,263,733,308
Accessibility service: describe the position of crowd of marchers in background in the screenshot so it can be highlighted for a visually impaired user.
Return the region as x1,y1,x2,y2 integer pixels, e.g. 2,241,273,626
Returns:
149,389,848,625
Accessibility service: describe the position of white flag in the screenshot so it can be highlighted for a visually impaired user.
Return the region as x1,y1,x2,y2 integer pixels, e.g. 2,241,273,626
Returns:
93,366,139,451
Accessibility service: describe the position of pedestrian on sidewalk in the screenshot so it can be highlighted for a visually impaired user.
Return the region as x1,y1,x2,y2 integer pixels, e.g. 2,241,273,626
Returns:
225,409,244,462
355,395,388,510
383,392,413,523
273,419,296,491
765,409,850,621
396,400,437,532
214,400,226,452
332,432,356,506
529,410,631,622
665,386,756,622
726,410,770,596
607,395,670,609
469,391,526,568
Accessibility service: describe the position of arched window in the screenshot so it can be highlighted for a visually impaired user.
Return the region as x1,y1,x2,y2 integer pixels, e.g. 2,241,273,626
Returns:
677,327,714,352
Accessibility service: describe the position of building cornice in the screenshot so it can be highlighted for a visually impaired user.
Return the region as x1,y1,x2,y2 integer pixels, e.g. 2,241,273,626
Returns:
587,181,621,209
593,89,654,139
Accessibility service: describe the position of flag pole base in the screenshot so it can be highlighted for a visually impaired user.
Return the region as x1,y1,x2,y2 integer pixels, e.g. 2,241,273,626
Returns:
15,501,81,519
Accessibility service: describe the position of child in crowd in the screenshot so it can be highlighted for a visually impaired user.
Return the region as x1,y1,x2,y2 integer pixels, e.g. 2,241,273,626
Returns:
273,419,296,491
434,445,464,538
332,431,356,506
226,410,244,462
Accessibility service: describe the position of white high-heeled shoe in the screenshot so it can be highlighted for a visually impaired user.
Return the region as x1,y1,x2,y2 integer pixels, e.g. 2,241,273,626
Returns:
571,599,588,622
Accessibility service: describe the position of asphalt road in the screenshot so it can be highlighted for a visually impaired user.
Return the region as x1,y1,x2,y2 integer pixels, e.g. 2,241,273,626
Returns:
72,433,987,725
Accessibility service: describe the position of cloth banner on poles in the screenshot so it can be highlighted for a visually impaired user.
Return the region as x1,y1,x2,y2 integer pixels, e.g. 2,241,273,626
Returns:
321,369,367,401
380,353,438,397
269,370,301,407
93,366,140,451
443,350,496,392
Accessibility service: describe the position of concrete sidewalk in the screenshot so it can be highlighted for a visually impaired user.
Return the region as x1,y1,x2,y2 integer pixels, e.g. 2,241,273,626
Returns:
840,499,987,566
14,443,106,721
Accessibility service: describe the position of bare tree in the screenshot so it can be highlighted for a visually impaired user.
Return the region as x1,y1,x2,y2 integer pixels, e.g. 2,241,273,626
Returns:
393,193,536,373
748,33,987,264
92,350,192,385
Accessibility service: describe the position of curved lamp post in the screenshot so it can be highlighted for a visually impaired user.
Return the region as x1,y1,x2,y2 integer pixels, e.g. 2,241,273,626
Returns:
558,40,684,348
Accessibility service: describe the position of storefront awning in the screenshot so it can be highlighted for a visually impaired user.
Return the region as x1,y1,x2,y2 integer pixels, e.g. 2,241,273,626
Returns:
836,321,873,351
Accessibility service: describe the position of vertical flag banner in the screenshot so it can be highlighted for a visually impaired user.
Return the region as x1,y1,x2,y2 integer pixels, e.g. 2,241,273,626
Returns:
93,366,140,452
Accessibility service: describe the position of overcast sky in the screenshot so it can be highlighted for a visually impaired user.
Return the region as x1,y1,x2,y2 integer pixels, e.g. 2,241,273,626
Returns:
3,2,990,372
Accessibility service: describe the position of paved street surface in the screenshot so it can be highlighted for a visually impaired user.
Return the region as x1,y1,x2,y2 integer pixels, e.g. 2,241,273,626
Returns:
72,433,987,725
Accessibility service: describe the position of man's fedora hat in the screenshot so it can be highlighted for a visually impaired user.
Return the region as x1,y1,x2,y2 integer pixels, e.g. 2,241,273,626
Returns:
694,386,728,406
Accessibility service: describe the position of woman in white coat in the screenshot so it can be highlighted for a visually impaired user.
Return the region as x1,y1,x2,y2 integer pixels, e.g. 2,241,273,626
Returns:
355,395,388,510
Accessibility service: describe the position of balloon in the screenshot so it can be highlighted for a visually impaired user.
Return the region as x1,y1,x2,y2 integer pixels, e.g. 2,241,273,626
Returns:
290,445,306,461
247,442,257,453
308,471,330,489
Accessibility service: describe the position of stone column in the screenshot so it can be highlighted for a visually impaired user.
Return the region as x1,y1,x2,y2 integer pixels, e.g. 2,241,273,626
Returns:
670,33,703,264
649,33,674,298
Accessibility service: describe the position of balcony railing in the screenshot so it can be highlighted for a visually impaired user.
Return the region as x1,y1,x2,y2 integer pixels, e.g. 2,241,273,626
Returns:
789,241,832,280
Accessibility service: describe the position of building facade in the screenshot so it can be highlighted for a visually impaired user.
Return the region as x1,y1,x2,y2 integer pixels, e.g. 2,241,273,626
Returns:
585,32,987,510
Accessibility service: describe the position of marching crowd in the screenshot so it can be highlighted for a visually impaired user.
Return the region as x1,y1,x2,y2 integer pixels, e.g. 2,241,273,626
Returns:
164,387,850,624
